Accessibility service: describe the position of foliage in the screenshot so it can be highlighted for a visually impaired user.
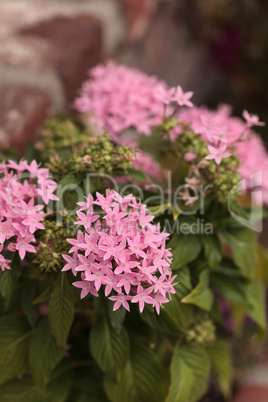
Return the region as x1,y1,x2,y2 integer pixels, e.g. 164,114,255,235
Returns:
0,63,267,402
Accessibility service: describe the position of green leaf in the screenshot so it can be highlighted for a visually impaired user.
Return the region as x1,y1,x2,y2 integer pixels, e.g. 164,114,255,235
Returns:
210,272,249,307
107,301,126,334
142,297,193,336
246,277,266,330
147,203,170,217
33,285,52,304
0,254,21,310
206,340,232,397
141,267,193,335
256,245,268,284
29,317,64,389
0,373,71,402
90,314,129,374
59,172,80,187
20,283,39,327
174,266,193,299
201,235,222,268
166,343,211,402
221,228,257,278
182,270,214,311
169,235,202,270
127,169,147,183
104,340,168,402
48,273,75,347
0,315,32,385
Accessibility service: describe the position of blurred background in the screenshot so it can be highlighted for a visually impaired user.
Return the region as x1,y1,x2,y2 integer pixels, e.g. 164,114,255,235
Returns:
0,0,267,155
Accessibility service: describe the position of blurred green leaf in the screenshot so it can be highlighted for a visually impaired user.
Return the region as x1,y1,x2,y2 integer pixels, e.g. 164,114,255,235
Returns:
0,315,32,386
104,340,168,402
206,340,232,397
166,343,211,402
90,314,129,374
201,235,222,268
169,235,202,270
182,270,214,311
29,317,64,389
48,273,75,347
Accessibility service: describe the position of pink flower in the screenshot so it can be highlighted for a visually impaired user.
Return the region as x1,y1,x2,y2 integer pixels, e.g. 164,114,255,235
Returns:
184,152,197,162
16,237,36,260
0,255,11,271
63,190,176,313
173,86,193,107
0,160,58,266
109,293,132,312
74,61,166,140
205,144,232,165
22,214,45,234
131,286,154,313
154,85,176,105
242,110,265,128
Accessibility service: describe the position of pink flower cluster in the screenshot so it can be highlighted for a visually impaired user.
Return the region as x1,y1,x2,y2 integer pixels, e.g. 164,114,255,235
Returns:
0,160,58,270
75,61,193,142
74,62,194,182
62,190,176,314
74,61,166,140
175,105,268,203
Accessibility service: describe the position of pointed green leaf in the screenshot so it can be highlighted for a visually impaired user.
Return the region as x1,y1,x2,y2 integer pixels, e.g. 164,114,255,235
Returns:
48,273,75,347
90,314,129,374
20,283,39,327
221,228,257,278
29,317,64,389
126,169,147,183
210,272,249,307
104,340,168,402
166,343,211,402
147,203,170,217
107,301,126,334
0,315,32,385
182,270,214,311
0,372,71,402
201,235,222,268
206,340,232,397
246,277,266,330
169,235,202,270
0,254,21,310
33,285,52,304
141,267,193,335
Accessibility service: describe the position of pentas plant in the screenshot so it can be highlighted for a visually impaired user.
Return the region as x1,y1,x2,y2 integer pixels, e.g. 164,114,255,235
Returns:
1,62,268,402
0,160,58,269
63,190,176,314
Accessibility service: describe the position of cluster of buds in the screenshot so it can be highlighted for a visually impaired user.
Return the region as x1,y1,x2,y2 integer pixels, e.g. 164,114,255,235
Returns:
186,317,216,346
34,213,77,272
46,134,135,182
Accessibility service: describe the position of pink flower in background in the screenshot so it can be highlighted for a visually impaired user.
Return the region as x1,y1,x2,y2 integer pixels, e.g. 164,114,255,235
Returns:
173,86,193,107
205,144,231,165
0,160,58,270
154,85,176,105
184,152,197,162
175,105,268,205
63,190,176,314
242,110,265,128
74,61,166,140
74,61,193,143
